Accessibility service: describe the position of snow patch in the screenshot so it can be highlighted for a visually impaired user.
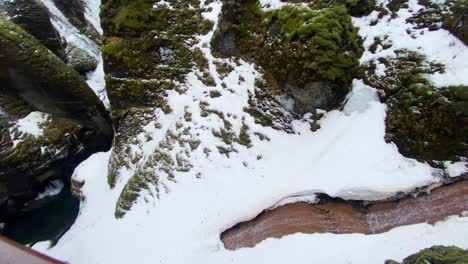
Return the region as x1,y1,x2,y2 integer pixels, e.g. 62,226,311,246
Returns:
85,56,110,108
10,112,48,138
344,80,380,115
35,180,64,201
444,159,468,178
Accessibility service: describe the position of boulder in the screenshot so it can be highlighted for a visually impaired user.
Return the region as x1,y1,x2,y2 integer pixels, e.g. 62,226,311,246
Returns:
286,81,344,113
66,42,98,73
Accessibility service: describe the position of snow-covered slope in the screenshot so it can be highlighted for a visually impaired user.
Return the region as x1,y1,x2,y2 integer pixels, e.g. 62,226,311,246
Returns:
34,0,467,263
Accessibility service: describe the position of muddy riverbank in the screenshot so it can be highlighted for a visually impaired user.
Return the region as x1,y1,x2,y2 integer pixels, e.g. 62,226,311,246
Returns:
222,179,468,250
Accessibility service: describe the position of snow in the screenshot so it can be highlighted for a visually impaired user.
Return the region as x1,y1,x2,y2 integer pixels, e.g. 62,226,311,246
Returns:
32,0,468,263
353,0,468,88
343,80,380,115
86,57,110,108
10,111,47,138
270,193,318,209
258,0,308,11
83,0,103,34
444,159,468,178
39,0,100,60
35,180,64,200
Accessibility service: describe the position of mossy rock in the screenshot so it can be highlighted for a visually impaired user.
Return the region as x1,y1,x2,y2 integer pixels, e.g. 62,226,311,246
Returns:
385,246,468,264
212,1,363,112
307,0,377,17
363,50,467,164
0,17,112,139
0,111,107,222
0,0,66,59
66,43,98,73
443,0,468,45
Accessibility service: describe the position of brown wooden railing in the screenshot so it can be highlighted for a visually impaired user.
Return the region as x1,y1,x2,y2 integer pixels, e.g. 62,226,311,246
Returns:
0,236,65,264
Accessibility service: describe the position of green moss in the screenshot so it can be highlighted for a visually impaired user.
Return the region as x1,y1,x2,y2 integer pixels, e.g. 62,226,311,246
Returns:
213,1,363,94
443,0,468,45
210,90,222,98
364,50,466,163
385,246,468,264
308,0,376,17
387,0,409,13
238,123,252,147
214,61,234,77
115,168,158,218
0,17,110,131
1,95,34,116
201,19,215,35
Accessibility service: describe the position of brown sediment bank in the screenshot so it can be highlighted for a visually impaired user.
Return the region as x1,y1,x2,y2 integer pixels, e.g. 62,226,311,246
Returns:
222,180,468,250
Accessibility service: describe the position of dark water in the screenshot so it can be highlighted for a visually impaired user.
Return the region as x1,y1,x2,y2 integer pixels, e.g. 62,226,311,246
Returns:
3,186,80,246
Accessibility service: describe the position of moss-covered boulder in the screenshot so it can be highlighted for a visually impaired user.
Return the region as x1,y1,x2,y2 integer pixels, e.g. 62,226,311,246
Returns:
66,42,99,73
212,1,363,112
0,17,112,138
0,0,66,59
385,246,468,264
0,17,113,221
363,50,467,165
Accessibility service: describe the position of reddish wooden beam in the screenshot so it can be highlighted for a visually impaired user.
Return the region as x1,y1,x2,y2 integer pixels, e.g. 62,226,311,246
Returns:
0,236,65,264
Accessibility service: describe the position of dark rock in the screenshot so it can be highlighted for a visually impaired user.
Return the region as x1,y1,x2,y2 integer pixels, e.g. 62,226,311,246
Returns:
52,0,86,29
286,81,344,112
0,0,66,59
0,17,113,222
212,29,240,57
0,17,112,137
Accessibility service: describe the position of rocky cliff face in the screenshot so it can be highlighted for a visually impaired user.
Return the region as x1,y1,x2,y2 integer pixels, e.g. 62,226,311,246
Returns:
0,0,66,59
0,17,112,224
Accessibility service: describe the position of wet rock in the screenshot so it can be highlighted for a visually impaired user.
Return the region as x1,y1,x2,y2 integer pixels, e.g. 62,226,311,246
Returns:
51,0,100,44
0,0,66,59
66,42,98,73
385,246,468,264
52,0,87,29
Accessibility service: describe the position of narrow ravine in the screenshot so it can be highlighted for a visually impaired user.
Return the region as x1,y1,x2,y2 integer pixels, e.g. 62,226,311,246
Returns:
222,179,468,250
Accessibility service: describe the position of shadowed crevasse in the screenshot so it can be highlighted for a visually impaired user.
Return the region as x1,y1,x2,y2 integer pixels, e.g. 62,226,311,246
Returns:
222,179,468,250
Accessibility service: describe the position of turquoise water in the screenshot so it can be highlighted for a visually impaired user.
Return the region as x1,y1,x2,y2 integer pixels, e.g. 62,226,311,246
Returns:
3,186,79,246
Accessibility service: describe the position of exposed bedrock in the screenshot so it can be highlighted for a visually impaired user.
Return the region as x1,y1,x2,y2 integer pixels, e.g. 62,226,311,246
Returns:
0,17,113,222
222,179,468,250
